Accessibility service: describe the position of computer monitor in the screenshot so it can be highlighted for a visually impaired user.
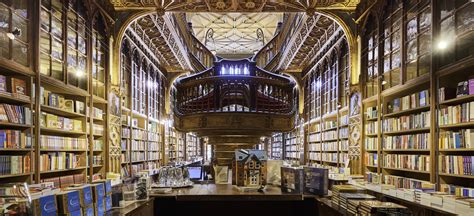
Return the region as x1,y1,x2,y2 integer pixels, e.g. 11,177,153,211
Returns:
188,166,203,180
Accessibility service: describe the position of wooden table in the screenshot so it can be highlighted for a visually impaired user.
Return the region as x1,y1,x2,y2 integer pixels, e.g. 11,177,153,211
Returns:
151,184,318,216
151,184,303,201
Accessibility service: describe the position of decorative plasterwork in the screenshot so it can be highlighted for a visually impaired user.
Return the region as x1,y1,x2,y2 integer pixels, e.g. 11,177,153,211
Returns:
187,13,282,55
127,13,193,72
109,0,360,12
276,14,344,72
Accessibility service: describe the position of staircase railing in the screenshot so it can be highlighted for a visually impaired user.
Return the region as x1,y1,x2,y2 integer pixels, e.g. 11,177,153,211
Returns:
174,60,297,116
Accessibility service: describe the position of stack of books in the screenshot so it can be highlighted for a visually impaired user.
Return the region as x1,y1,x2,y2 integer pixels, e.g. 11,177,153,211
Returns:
439,129,474,149
339,193,375,210
358,200,409,215
331,185,365,206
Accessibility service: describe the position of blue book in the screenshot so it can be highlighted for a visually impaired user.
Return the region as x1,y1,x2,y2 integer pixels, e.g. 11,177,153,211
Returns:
84,206,94,216
56,190,81,213
32,195,57,216
91,183,105,201
105,194,112,211
0,130,4,148
455,133,461,149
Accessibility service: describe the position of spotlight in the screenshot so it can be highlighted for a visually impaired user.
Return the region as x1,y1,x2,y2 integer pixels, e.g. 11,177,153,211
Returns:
437,40,448,50
6,28,21,40
75,69,85,77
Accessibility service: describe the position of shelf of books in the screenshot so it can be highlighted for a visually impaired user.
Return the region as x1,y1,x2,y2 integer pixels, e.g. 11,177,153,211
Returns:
270,133,283,159
119,66,165,177
437,68,474,193
38,82,89,187
0,72,34,184
363,98,380,183
303,37,350,170
284,119,303,163
186,133,199,160
165,124,185,163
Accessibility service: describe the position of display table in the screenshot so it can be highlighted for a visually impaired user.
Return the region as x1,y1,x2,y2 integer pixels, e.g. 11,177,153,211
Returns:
151,184,317,216
151,184,303,201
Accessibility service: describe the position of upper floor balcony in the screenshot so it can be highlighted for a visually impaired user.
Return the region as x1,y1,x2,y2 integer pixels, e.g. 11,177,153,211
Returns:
172,59,298,135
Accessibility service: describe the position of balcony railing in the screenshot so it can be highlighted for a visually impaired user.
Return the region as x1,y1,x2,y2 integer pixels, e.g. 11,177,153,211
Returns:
174,59,297,116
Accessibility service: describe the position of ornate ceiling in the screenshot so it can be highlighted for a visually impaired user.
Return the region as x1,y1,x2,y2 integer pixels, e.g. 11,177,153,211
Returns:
187,13,282,56
278,14,343,72
109,0,360,12
125,14,193,72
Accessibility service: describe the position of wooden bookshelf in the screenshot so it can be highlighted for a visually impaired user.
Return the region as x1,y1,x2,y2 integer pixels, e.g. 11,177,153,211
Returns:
270,133,283,159
358,0,474,195
303,32,350,170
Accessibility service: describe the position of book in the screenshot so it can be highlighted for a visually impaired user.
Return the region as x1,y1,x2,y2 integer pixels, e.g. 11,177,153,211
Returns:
0,75,6,93
457,81,469,97
63,99,74,112
75,101,85,114
48,93,59,107
469,79,474,95
11,78,27,96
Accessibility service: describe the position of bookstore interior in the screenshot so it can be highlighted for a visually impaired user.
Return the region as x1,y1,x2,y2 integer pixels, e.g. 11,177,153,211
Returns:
0,0,474,215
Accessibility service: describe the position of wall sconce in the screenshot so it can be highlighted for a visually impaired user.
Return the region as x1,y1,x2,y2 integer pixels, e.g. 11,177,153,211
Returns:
6,28,21,40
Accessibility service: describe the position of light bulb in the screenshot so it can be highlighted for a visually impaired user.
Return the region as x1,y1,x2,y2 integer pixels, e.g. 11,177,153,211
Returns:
437,40,448,50
75,70,85,77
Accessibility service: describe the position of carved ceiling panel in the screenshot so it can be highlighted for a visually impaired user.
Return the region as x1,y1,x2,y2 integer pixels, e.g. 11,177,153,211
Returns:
126,14,192,72
187,13,282,56
276,14,345,72
109,0,360,11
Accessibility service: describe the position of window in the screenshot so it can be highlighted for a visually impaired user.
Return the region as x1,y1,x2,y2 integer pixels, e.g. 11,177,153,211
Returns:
362,15,379,98
66,0,87,90
339,43,350,107
405,0,431,81
40,0,63,80
438,0,474,66
0,0,29,67
381,1,402,89
92,14,107,98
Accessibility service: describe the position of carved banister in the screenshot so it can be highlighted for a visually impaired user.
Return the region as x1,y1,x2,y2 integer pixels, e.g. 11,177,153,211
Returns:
174,59,296,117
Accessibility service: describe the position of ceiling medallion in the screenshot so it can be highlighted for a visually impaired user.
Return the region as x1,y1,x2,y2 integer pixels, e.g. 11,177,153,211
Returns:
245,1,256,9
216,1,227,10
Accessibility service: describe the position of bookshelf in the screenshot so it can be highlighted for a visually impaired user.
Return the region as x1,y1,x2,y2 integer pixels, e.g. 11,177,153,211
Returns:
270,133,283,159
283,119,303,163
303,33,350,170
0,70,34,184
359,0,474,196
186,133,199,160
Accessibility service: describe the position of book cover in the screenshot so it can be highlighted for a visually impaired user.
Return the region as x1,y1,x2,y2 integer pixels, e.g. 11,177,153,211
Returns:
48,93,59,107
46,114,58,128
75,101,85,114
91,183,105,201
303,167,328,195
0,75,6,93
73,120,82,132
56,190,81,213
11,78,27,96
32,195,58,216
457,81,469,97
63,99,74,112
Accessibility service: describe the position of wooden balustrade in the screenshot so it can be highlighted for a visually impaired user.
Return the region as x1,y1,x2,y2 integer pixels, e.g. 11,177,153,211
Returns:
174,61,296,116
